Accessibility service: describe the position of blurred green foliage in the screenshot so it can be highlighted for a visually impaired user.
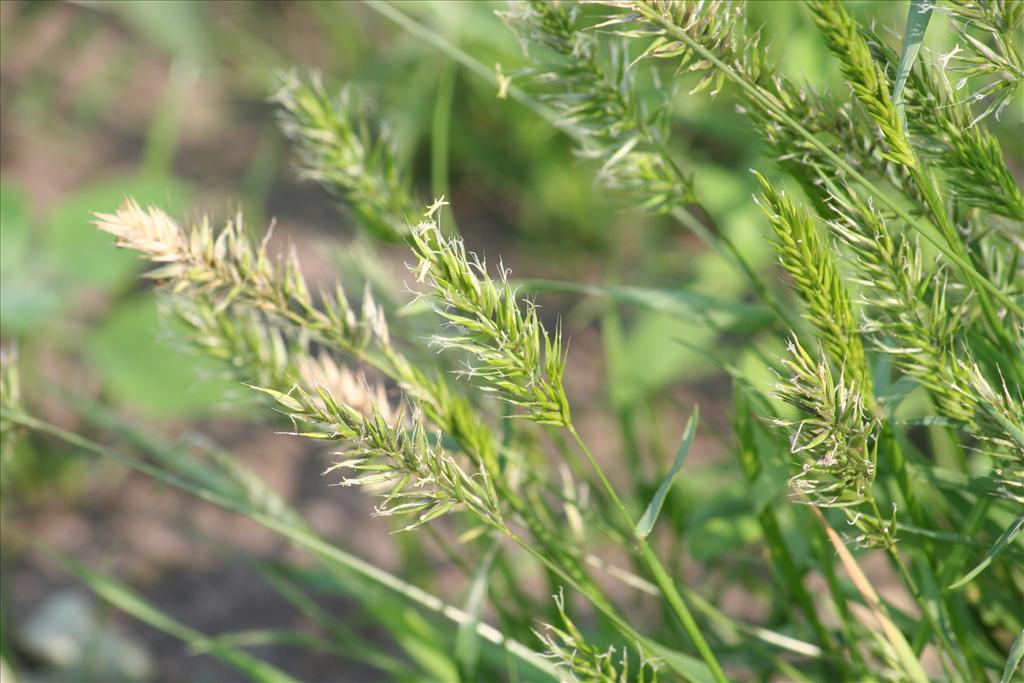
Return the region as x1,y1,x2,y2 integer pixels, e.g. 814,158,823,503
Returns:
1,1,1022,679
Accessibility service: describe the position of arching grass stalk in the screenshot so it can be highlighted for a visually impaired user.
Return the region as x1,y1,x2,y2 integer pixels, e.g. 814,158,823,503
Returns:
0,407,560,678
95,198,609,624
803,0,1022,384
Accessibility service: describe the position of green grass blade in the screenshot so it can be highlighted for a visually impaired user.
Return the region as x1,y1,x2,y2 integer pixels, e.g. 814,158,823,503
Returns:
431,59,458,234
892,0,934,130
455,539,499,681
34,543,298,683
949,514,1024,590
636,405,698,539
1002,630,1024,683
2,407,559,680
254,562,416,677
635,4,1023,320
517,279,773,331
189,629,333,654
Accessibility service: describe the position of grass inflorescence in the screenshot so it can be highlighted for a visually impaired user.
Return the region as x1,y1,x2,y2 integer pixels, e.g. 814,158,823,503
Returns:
5,2,1019,681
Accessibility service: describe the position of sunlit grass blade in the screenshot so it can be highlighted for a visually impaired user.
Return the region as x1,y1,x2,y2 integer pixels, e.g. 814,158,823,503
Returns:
812,507,929,683
455,539,499,680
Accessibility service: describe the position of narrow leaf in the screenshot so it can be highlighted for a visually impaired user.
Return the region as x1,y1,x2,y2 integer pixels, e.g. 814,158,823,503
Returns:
892,0,933,130
455,540,499,680
949,513,1024,590
516,279,773,331
636,405,699,539
3,407,560,680
1002,630,1024,683
35,543,297,683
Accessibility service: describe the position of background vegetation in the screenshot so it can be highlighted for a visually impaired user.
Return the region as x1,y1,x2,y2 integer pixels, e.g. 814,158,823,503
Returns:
1,1,1021,681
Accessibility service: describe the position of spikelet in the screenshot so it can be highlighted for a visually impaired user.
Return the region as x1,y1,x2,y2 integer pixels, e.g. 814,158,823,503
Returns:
272,71,417,241
753,172,868,390
255,381,501,531
500,0,694,212
805,0,917,168
935,0,1024,125
772,338,879,510
95,199,373,355
534,589,661,683
407,199,571,426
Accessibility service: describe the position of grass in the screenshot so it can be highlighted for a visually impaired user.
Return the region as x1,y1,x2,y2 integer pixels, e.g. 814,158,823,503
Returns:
2,1,1022,681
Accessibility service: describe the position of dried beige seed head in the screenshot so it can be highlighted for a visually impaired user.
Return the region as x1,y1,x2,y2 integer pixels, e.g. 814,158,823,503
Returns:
94,199,187,263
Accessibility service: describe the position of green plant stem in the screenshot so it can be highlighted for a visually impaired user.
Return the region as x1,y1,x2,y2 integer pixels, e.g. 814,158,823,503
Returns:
499,527,706,681
566,424,728,683
911,496,994,653
633,1,1024,320
365,0,799,332
885,548,963,680
909,165,1024,387
857,497,968,680
2,407,560,679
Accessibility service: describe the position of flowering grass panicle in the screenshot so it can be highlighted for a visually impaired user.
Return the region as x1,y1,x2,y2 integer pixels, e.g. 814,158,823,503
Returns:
408,200,571,426
772,337,879,511
95,199,376,356
94,199,514,483
273,72,417,241
535,590,660,683
828,189,1024,460
177,302,296,389
753,172,867,389
936,0,1024,124
500,0,693,213
805,0,917,168
54,3,1024,680
255,381,501,531
864,28,1024,221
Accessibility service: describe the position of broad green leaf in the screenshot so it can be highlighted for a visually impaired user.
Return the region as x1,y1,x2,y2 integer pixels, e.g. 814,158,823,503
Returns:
83,298,235,418
36,544,297,683
949,514,1024,590
1002,630,1024,683
47,174,188,291
892,0,933,130
636,405,698,539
